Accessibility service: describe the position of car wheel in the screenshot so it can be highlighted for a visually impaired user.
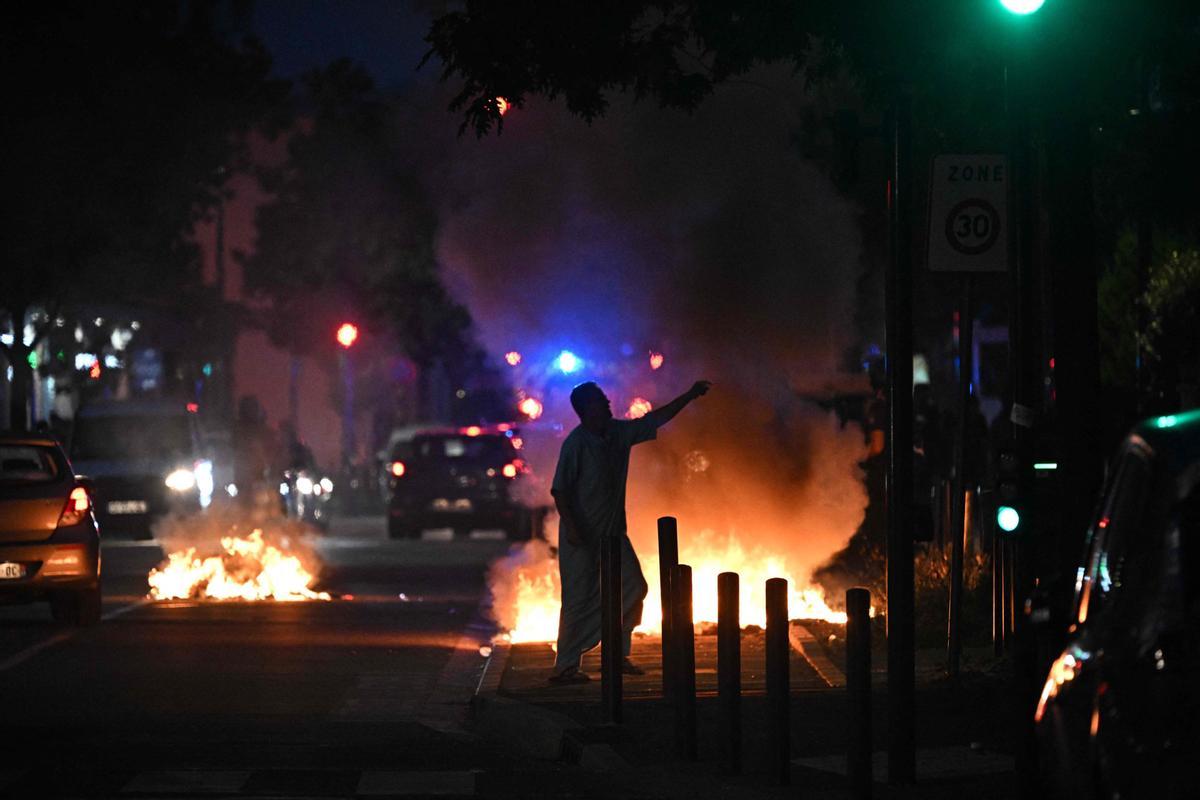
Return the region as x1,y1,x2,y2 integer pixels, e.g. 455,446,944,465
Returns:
50,586,101,627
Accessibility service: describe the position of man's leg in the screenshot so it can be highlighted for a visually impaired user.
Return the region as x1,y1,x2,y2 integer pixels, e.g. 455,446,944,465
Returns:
619,534,649,657
553,535,601,675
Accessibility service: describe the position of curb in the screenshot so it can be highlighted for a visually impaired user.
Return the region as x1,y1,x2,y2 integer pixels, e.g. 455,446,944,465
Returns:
470,644,633,772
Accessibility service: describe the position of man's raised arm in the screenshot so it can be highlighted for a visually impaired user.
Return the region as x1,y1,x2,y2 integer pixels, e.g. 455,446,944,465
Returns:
646,380,712,429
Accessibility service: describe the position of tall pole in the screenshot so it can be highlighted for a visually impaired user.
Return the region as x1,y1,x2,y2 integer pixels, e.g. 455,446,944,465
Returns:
949,277,975,680
601,533,623,723
339,349,355,470
886,86,916,787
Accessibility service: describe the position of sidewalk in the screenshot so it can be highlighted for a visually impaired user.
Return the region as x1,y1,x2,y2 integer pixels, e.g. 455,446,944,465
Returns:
474,627,1017,799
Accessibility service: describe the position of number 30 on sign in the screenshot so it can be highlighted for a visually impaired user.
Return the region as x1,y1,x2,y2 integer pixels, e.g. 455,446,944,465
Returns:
927,154,1008,273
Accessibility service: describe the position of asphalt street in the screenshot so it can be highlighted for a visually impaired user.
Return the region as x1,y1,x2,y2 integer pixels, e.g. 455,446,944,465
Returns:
0,517,626,799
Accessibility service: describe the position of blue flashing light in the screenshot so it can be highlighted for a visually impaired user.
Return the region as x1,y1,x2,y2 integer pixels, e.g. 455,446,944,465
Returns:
555,350,582,374
997,505,1021,533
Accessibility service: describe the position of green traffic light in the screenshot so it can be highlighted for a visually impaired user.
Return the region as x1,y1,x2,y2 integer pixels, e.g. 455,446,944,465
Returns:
999,0,1045,14
997,505,1021,532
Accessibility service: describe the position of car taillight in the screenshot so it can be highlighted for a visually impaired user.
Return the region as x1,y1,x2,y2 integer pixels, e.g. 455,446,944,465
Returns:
58,486,91,527
390,461,406,477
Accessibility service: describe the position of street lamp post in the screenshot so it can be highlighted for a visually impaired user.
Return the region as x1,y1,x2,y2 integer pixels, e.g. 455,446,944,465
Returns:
336,323,359,472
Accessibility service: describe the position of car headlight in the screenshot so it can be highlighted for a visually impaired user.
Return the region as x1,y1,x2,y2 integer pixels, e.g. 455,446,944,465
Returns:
296,476,314,495
320,477,333,493
165,468,197,492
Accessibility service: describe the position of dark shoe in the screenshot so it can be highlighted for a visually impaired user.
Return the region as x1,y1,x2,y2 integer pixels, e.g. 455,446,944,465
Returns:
549,667,591,685
621,658,646,676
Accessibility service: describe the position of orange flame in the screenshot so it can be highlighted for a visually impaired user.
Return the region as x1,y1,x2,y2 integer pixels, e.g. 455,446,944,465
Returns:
493,529,857,644
147,529,331,602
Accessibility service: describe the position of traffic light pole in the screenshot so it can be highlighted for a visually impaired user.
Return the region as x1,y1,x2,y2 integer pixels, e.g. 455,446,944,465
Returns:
886,85,916,787
1004,23,1044,800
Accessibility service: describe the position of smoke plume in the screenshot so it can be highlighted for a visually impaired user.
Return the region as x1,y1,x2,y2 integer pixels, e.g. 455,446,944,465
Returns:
412,63,871,629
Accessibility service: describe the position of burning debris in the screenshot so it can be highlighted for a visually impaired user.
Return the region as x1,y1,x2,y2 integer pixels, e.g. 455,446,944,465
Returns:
147,512,330,602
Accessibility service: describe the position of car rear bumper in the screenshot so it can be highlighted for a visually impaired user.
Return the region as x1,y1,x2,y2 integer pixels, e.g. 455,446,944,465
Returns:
0,525,101,599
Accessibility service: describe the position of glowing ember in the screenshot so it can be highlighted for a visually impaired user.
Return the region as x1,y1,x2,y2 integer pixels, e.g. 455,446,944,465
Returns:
518,396,544,419
147,529,331,602
649,351,664,370
626,397,653,419
504,350,522,366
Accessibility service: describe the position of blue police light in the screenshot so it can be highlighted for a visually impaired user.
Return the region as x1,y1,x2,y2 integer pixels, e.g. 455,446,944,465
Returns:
555,350,582,374
997,505,1021,533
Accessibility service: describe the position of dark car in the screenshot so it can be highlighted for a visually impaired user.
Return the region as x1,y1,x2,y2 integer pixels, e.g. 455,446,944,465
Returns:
386,426,539,539
1034,409,1200,799
68,400,214,538
0,433,102,625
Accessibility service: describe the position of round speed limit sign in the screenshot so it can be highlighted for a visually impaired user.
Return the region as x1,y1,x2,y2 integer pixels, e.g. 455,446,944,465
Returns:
945,198,1001,256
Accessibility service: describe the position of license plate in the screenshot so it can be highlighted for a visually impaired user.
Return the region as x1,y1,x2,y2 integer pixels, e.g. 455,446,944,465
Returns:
0,562,26,579
108,500,148,514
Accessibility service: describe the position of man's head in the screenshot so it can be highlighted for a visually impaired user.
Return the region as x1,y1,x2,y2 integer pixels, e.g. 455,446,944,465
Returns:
570,381,612,430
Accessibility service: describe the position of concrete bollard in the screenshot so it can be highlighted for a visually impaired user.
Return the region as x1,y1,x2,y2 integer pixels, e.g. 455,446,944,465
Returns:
718,571,741,774
765,577,790,785
847,587,873,799
657,516,679,700
671,563,697,760
600,533,623,724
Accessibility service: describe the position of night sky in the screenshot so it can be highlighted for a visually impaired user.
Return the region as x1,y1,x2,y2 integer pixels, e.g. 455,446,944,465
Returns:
251,0,431,88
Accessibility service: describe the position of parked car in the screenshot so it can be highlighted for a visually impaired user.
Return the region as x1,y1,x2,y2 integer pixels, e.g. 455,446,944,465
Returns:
386,426,541,539
0,432,101,625
69,400,214,538
1034,409,1200,799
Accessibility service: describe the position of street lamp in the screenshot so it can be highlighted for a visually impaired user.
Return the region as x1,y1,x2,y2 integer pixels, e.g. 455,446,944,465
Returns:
335,322,358,479
336,322,359,349
999,0,1045,14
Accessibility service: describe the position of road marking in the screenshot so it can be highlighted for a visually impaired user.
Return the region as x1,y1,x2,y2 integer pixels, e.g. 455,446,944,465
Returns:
358,770,476,796
121,770,250,794
0,598,151,674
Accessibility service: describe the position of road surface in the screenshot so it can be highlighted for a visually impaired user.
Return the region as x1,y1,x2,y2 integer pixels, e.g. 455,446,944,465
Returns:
0,516,612,798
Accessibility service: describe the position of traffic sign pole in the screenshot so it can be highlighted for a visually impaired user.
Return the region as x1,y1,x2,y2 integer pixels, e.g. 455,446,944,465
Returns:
886,86,916,788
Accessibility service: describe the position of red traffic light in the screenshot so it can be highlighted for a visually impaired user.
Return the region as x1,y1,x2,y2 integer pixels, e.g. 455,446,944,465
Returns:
336,323,359,349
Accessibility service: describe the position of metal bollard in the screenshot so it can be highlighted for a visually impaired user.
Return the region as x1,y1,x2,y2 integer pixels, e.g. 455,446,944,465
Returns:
718,571,741,774
993,517,1004,656
600,533,623,723
847,587,873,799
765,577,790,785
671,563,697,760
948,488,970,679
658,516,679,700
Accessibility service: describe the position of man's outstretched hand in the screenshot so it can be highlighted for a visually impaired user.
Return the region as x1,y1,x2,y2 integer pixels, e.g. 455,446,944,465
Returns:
689,380,712,400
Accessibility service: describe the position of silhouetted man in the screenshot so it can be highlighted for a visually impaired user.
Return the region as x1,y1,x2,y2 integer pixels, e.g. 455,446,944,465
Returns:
549,379,711,684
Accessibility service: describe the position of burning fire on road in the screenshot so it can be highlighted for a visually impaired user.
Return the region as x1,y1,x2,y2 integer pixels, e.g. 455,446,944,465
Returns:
147,512,330,602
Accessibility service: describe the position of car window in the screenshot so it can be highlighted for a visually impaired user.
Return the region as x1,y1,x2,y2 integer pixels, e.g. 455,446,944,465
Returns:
71,415,193,461
414,436,512,463
1077,448,1151,625
0,445,62,484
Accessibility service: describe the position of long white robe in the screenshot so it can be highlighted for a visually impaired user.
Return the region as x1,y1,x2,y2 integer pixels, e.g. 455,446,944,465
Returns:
551,417,656,673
